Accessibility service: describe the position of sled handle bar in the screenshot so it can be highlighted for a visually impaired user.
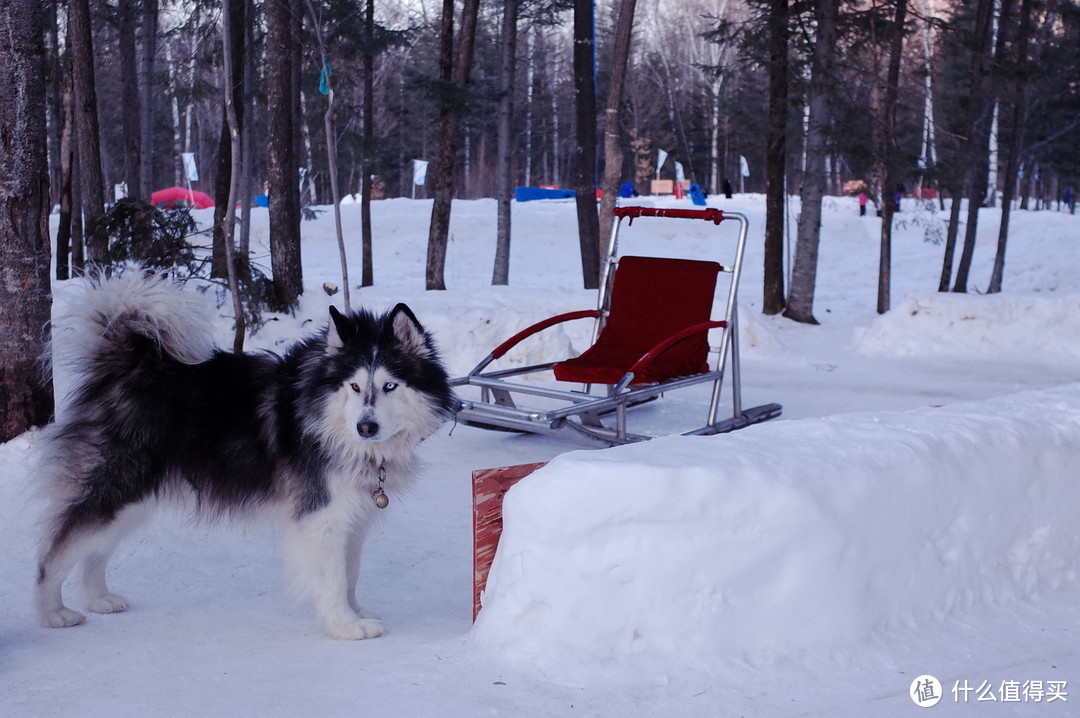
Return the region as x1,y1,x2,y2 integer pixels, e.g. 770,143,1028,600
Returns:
613,206,725,225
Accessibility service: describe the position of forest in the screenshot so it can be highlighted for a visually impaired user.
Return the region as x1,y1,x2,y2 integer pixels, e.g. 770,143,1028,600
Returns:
33,0,1080,206
1,0,1079,438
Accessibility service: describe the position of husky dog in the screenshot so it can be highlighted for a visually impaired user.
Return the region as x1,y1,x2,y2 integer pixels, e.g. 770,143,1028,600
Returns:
35,273,454,639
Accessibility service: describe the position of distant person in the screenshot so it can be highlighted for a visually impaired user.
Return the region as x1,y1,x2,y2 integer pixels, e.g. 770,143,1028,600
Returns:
722,179,733,199
858,192,868,217
1065,186,1074,213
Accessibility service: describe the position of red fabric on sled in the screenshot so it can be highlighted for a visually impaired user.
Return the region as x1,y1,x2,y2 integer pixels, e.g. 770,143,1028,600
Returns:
554,256,721,385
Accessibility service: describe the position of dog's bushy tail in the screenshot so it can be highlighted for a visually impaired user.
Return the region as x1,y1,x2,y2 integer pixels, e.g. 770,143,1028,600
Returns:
54,271,217,376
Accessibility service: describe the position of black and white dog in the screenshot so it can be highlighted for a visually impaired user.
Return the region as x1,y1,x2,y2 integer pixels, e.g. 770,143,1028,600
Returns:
35,273,454,639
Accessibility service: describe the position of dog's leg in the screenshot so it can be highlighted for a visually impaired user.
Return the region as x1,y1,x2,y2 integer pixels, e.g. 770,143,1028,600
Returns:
345,524,378,619
36,529,89,628
80,502,150,614
283,508,384,640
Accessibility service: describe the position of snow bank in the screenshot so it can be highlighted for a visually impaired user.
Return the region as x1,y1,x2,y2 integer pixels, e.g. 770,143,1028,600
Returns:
856,292,1080,359
472,385,1080,678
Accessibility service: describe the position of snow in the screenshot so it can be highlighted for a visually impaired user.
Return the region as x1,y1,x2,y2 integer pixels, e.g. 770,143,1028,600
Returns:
4,194,1080,716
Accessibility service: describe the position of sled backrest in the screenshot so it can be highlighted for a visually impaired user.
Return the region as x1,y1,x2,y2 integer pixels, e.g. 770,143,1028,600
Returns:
553,256,720,385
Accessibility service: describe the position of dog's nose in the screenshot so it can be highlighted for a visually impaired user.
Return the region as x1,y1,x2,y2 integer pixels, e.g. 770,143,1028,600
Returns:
357,421,380,438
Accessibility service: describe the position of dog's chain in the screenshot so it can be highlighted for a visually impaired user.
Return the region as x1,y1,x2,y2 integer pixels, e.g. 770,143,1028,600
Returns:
372,464,390,509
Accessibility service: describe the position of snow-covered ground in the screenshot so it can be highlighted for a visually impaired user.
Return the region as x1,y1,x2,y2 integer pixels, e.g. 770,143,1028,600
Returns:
3,194,1079,716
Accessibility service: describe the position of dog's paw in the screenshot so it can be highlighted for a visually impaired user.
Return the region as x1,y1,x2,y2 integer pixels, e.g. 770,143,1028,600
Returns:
40,607,86,628
326,617,385,640
87,593,129,614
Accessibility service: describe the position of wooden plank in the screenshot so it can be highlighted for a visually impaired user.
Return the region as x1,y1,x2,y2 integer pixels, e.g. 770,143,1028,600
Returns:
472,462,547,621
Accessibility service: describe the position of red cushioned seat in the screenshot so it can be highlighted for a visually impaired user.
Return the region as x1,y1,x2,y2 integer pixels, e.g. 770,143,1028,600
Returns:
554,256,721,385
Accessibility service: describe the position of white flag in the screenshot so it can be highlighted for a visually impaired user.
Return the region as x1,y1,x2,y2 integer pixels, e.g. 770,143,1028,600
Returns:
656,150,669,179
739,155,750,178
413,159,429,186
181,152,199,182
674,161,685,183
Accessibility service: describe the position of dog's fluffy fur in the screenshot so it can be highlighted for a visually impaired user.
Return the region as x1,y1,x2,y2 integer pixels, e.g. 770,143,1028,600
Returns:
35,273,454,639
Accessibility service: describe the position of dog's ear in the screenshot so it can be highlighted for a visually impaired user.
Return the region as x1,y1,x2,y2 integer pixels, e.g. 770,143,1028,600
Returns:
388,303,431,357
327,305,348,352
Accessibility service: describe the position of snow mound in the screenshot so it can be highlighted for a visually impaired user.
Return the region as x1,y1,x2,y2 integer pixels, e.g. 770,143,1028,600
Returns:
856,292,1080,359
472,385,1080,678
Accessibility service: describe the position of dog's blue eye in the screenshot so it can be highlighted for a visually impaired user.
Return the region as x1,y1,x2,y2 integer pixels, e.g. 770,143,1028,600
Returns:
350,383,362,393
383,381,398,392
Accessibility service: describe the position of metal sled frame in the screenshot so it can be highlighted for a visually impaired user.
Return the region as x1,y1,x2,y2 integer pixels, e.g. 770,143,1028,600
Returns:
451,206,782,446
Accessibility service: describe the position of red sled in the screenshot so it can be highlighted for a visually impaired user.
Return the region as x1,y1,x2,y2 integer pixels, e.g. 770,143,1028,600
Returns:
450,206,781,446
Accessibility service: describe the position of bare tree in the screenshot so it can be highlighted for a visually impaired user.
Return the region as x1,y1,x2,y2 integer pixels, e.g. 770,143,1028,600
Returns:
221,0,246,352
138,0,159,200
212,0,246,279
306,0,350,311
939,0,994,293
56,36,76,281
785,0,839,324
876,0,908,314
426,0,481,290
763,0,788,315
597,0,638,249
68,0,108,264
266,0,304,308
0,0,54,440
492,0,520,286
119,0,142,200
572,0,600,289
988,0,1034,294
360,0,375,287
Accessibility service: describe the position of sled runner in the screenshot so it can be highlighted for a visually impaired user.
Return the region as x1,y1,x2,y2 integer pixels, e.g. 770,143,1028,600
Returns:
451,206,782,446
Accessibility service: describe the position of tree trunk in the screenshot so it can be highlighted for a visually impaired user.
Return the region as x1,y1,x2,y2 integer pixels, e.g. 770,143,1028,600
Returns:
360,0,375,287
492,0,520,286
597,0,637,253
221,0,246,352
266,0,303,308
877,0,907,314
951,0,995,293
212,0,245,280
572,0,600,290
785,0,838,325
426,0,481,291
119,0,142,201
988,0,1034,294
138,0,159,200
939,184,963,291
0,0,54,439
56,43,75,281
306,0,350,311
238,0,255,259
68,0,108,264
762,0,788,315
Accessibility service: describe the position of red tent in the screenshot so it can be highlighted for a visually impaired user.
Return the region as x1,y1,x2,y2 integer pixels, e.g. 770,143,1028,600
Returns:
151,186,215,209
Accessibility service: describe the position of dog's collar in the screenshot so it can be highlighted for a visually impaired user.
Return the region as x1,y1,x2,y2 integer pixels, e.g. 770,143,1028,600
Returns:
372,464,389,509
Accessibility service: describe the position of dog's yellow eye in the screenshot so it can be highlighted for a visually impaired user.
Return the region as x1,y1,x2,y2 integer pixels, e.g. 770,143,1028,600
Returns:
383,381,398,392
350,382,362,393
